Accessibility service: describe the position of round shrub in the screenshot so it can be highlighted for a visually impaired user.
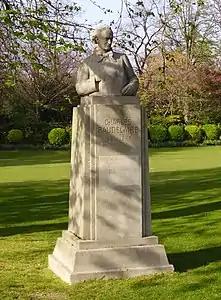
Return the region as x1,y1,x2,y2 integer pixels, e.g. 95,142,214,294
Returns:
48,128,67,146
185,125,203,142
168,125,184,141
7,129,23,144
203,124,219,140
149,125,168,142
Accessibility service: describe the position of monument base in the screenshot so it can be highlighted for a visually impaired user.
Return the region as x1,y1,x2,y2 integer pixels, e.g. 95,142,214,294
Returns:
48,231,174,285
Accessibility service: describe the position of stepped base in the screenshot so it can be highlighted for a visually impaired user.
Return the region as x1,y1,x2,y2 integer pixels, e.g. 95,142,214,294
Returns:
48,231,174,285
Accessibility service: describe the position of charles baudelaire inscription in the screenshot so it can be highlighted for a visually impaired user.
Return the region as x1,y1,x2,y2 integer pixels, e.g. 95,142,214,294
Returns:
97,117,139,144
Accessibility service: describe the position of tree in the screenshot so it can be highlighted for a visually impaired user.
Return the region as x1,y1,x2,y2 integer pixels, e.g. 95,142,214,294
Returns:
115,0,164,75
140,50,221,123
0,0,88,142
163,0,215,64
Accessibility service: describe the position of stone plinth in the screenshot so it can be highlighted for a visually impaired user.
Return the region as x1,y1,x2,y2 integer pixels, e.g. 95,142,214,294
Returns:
48,96,173,284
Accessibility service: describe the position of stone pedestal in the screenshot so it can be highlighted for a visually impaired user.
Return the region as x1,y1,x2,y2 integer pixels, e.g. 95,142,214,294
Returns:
48,96,173,284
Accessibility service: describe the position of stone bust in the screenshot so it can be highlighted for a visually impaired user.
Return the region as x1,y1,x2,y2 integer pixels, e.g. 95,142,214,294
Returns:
75,26,139,96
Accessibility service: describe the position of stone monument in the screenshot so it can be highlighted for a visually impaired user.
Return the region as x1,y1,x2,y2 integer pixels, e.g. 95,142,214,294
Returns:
48,25,173,284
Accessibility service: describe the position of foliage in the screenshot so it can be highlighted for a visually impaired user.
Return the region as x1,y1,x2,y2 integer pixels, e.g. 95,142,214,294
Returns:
0,52,80,141
65,125,72,144
149,114,184,128
185,125,203,142
7,129,23,144
149,115,166,126
48,127,67,146
165,115,183,126
1,0,221,148
218,124,221,138
203,124,219,140
0,0,87,76
0,0,84,142
149,125,168,142
168,125,185,141
140,52,202,116
165,0,214,64
140,52,221,124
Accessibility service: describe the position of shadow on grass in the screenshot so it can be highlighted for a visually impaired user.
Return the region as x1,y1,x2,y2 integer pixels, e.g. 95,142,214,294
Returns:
0,150,70,166
151,166,221,215
1,154,221,275
153,201,221,219
169,246,221,273
0,222,67,237
150,166,221,273
0,179,69,236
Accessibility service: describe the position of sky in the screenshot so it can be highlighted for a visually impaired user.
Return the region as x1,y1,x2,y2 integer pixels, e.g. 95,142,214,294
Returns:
76,0,135,27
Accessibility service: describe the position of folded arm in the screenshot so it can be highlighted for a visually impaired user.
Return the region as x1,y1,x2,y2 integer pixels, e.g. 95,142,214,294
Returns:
75,63,99,96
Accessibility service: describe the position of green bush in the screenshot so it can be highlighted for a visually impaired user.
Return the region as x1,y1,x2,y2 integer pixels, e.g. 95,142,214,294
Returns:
149,125,168,142
203,124,219,140
149,115,166,126
7,129,23,144
149,114,184,128
165,115,183,126
185,125,203,142
48,128,67,146
168,125,185,141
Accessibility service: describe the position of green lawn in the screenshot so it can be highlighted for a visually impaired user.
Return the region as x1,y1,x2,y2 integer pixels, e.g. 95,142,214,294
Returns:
0,147,221,300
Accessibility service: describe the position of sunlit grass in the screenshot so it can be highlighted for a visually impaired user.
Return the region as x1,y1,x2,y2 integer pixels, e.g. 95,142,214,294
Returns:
0,147,221,300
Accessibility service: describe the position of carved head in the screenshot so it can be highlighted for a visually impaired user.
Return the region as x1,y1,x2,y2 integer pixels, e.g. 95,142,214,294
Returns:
91,26,113,52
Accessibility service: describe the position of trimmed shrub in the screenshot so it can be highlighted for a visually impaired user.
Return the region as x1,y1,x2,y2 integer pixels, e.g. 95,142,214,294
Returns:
203,124,219,140
168,125,185,141
48,128,67,146
149,125,168,142
185,125,203,142
7,129,23,144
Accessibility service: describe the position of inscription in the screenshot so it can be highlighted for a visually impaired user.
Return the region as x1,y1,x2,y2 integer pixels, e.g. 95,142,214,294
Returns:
97,125,139,134
104,118,131,126
97,118,139,144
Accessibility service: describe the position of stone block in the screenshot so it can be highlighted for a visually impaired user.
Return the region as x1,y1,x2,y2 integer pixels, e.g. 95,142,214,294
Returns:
49,232,173,285
48,96,173,284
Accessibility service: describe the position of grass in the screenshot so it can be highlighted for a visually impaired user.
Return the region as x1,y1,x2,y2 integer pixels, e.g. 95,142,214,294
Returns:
0,147,221,299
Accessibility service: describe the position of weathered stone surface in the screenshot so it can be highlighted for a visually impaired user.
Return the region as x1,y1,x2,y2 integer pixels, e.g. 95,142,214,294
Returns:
49,238,174,285
67,98,151,240
48,96,173,284
75,26,139,97
61,230,159,249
